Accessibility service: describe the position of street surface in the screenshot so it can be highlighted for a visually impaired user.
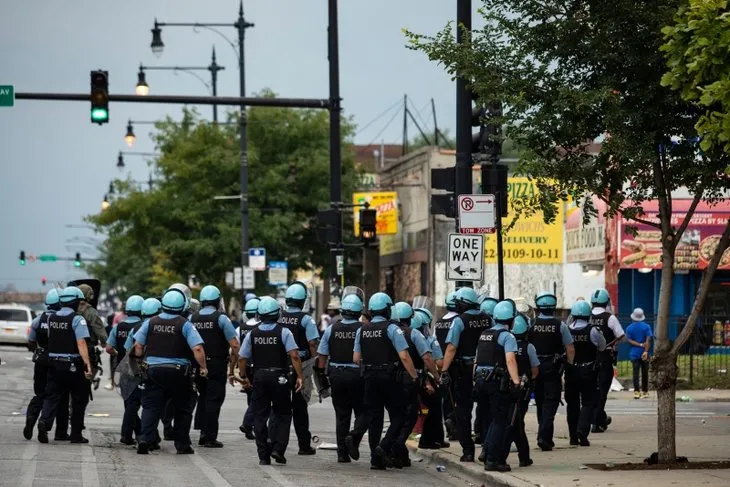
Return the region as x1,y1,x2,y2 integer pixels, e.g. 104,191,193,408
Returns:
0,346,478,487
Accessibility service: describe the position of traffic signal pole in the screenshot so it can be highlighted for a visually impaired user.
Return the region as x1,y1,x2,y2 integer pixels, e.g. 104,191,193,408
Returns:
328,0,344,295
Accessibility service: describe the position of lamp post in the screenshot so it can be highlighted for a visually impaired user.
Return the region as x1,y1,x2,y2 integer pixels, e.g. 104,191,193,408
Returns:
116,151,159,170
150,1,254,275
135,47,224,122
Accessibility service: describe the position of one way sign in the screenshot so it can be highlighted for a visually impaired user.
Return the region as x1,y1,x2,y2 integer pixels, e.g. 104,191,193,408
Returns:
447,233,484,281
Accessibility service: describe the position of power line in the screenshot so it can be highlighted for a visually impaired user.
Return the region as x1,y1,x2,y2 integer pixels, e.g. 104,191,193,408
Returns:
365,106,403,147
355,97,403,136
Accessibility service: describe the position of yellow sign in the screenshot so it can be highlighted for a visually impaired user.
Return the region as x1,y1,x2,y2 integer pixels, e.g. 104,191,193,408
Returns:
484,177,564,264
353,192,398,236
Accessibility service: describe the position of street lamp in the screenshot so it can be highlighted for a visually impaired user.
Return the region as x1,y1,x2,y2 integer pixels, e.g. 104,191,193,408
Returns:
151,19,164,57
117,151,159,170
101,194,110,211
124,120,136,147
135,70,150,96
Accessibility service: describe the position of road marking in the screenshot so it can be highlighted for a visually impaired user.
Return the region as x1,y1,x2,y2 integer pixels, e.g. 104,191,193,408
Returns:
190,454,233,487
80,444,100,487
256,464,298,487
17,442,37,487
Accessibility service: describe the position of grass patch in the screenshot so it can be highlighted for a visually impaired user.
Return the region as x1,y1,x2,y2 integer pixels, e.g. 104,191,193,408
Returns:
617,354,730,389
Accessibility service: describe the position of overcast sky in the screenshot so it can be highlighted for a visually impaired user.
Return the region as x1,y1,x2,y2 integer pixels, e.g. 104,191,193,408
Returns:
0,0,467,291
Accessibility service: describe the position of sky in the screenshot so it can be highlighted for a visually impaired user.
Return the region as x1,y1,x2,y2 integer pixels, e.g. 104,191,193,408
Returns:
0,0,469,291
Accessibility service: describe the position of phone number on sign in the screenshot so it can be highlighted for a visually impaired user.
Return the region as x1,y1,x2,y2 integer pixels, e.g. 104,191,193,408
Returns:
486,248,559,260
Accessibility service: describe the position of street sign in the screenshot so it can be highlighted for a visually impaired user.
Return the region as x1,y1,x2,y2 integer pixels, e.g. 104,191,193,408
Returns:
249,248,266,271
225,271,234,287
336,254,344,276
39,255,58,262
447,233,484,281
458,194,496,234
268,261,288,286
233,267,243,290
243,266,255,289
0,85,14,107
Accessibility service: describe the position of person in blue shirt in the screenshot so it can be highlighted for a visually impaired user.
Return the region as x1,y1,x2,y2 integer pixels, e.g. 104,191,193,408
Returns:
317,289,366,463
626,308,652,399
37,286,93,444
237,296,303,465
440,287,491,462
473,299,522,472
190,285,240,449
25,289,69,442
132,288,207,455
350,292,418,470
276,282,320,455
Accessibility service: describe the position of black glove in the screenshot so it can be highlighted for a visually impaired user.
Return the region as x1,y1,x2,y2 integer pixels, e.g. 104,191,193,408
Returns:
509,381,525,400
313,365,331,391
440,371,451,387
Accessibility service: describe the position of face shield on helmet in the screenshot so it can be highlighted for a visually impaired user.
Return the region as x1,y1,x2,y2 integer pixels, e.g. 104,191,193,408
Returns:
368,292,394,319
167,283,192,313
513,297,536,324
394,302,414,324
341,294,364,319
455,287,479,313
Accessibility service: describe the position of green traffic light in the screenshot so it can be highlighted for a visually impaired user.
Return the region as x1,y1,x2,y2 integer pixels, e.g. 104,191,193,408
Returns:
91,108,109,123
74,261,81,267
19,259,25,266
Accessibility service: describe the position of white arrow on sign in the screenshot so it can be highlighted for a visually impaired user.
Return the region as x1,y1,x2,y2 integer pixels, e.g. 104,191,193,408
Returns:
446,233,484,281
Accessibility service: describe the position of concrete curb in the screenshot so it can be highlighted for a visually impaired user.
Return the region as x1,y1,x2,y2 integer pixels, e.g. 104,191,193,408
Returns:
406,440,537,487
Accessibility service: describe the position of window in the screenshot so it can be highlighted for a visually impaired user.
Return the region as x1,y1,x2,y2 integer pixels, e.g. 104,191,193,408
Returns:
0,309,30,322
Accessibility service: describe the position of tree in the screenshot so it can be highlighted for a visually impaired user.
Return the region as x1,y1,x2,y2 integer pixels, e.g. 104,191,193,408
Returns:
88,96,359,298
406,0,730,463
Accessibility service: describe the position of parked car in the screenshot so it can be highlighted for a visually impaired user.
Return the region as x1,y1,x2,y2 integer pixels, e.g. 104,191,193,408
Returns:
0,304,34,347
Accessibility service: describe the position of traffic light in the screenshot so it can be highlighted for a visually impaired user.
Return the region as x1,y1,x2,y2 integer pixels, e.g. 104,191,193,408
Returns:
74,252,81,267
90,70,109,124
481,163,509,217
471,105,488,154
359,209,377,244
41,276,47,286
316,209,340,245
19,250,25,266
430,167,456,217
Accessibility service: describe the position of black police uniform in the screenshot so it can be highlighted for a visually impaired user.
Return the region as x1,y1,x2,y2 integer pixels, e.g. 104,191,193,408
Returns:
138,315,197,454
434,314,456,439
25,311,69,440
529,316,564,449
277,310,313,451
249,324,293,462
191,310,230,445
566,324,598,443
474,328,512,468
394,325,425,466
38,312,89,442
326,319,368,460
509,336,533,464
239,319,258,434
115,318,143,441
452,312,491,458
589,311,615,430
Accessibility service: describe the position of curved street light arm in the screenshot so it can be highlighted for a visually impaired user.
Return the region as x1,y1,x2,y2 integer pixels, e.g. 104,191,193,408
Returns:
192,24,239,61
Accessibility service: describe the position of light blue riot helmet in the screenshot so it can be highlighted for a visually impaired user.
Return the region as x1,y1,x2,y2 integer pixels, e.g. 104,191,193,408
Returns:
571,300,592,320
368,292,394,319
167,283,192,313
341,294,364,320
493,299,518,325
59,286,84,310
455,287,479,313
161,288,187,314
410,312,425,331
45,289,61,311
480,297,498,318
257,296,281,322
244,298,260,319
245,292,257,302
415,308,433,326
445,292,458,312
591,288,610,307
534,291,558,311
199,285,221,307
512,314,529,336
142,298,162,318
125,295,144,316
285,281,308,308
394,302,414,324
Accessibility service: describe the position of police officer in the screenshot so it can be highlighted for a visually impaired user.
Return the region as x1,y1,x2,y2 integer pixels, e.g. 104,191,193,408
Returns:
235,297,260,440
106,295,144,444
350,292,418,470
392,301,439,467
277,281,320,455
508,314,539,467
475,296,498,446
37,287,94,444
191,285,239,448
77,284,108,386
530,291,575,451
440,287,491,462
566,300,607,446
589,288,625,433
238,296,303,465
133,288,208,454
25,289,69,441
473,299,522,472
316,290,367,463
435,291,458,441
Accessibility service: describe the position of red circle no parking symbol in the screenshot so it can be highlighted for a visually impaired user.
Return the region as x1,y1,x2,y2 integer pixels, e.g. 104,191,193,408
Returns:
461,197,474,211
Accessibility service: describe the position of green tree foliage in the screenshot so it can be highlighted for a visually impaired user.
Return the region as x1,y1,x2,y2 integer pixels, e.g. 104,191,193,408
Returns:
405,0,730,463
88,97,358,298
662,0,730,154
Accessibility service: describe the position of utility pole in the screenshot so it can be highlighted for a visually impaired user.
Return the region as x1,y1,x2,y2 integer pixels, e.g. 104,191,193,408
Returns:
328,0,344,295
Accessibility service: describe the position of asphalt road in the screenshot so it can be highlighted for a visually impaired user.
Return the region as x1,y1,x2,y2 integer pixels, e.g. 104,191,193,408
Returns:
0,346,479,487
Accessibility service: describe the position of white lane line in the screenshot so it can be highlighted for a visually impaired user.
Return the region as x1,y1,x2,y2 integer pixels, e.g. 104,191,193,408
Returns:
17,442,38,487
80,444,100,487
190,454,233,487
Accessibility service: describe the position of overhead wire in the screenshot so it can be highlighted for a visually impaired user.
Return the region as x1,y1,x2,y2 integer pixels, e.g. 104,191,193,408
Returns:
355,97,404,136
365,106,403,147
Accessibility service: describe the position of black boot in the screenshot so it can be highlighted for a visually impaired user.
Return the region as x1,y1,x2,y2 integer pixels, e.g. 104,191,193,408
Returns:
24,413,39,440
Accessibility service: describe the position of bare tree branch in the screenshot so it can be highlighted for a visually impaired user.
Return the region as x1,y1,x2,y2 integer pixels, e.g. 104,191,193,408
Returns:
595,193,662,229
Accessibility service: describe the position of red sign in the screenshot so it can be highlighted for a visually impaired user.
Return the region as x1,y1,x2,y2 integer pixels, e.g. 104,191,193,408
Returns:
620,200,730,270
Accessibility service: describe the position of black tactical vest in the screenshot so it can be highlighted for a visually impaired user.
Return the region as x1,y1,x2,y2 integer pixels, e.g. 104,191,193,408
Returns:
434,315,455,353
476,328,508,368
115,318,142,359
278,310,309,356
250,325,288,369
401,325,425,371
589,312,615,347
36,311,52,349
239,320,258,345
529,317,564,356
329,320,362,364
192,310,230,358
571,323,597,364
47,312,78,355
360,320,400,366
145,316,190,359
516,339,532,376
457,312,492,358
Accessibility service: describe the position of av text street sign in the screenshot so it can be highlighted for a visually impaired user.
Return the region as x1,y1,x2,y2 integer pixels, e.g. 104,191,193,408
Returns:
0,86,14,107
447,233,484,281
458,194,496,234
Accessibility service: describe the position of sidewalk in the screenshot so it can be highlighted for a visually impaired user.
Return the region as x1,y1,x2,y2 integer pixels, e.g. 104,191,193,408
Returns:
407,393,730,487
609,389,730,402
